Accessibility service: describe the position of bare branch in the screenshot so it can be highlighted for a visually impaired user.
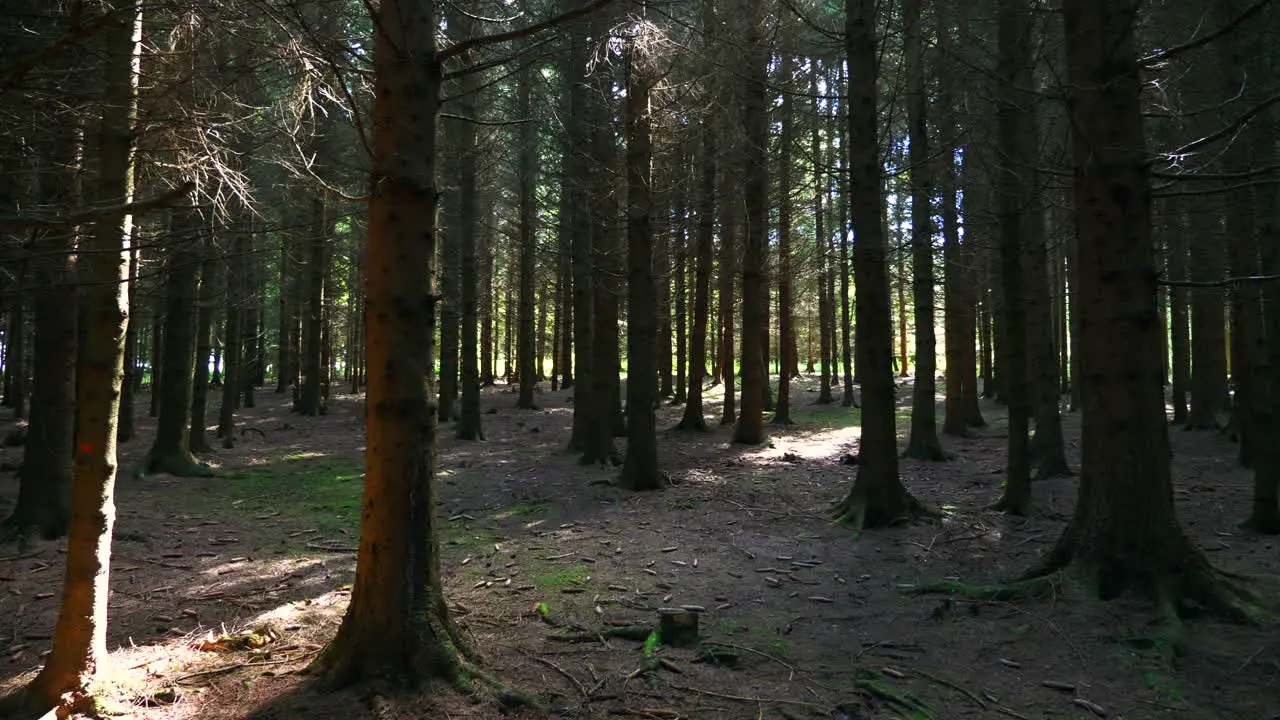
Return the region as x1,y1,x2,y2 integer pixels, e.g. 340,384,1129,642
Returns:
436,0,621,63
0,183,195,232
1140,0,1275,67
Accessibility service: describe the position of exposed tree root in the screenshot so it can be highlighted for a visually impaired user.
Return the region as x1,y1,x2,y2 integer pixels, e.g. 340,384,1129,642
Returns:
833,488,937,533
138,451,216,478
901,442,948,462
988,491,1031,518
671,417,708,433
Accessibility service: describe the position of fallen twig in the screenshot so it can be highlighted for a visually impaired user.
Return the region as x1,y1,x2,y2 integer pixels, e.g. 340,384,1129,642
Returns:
305,542,357,554
911,667,986,709
703,642,796,680
667,682,822,709
526,653,589,697
121,555,194,571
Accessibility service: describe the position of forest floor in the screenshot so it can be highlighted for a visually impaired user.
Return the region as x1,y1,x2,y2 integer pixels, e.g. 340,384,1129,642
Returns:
0,376,1277,720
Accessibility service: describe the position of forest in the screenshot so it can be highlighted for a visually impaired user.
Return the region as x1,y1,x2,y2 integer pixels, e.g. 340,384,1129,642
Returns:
0,0,1278,718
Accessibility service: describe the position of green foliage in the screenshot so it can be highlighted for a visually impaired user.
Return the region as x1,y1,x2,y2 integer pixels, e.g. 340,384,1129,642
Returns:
223,455,363,535
535,565,590,589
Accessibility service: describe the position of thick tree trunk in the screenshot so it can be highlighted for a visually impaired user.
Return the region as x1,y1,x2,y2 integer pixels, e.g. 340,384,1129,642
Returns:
3,4,137,713
582,12,622,462
1029,0,1251,618
835,0,927,530
6,210,77,541
562,1,590,448
310,0,466,686
143,211,211,477
620,32,664,490
991,0,1034,514
731,0,767,447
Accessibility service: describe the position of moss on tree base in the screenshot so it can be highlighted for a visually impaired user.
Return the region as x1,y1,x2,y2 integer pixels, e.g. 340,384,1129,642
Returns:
138,448,216,478
833,486,936,532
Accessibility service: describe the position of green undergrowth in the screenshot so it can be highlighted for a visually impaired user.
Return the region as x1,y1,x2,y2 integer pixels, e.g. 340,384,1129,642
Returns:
221,455,364,536
534,564,591,589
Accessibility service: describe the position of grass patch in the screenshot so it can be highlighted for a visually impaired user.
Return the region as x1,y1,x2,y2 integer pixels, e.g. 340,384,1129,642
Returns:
222,455,364,535
535,564,591,589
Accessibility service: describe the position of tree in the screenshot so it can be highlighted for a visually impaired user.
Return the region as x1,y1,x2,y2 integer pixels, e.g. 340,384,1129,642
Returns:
141,209,214,477
731,0,768,446
834,0,929,530
990,0,1033,515
310,0,465,686
188,236,218,453
619,13,664,491
901,0,946,462
1025,0,1256,620
773,54,796,426
516,39,539,410
0,1,140,712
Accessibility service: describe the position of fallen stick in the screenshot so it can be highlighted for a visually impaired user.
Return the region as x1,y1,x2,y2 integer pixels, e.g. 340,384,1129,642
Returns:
526,653,589,697
667,682,822,709
171,650,320,684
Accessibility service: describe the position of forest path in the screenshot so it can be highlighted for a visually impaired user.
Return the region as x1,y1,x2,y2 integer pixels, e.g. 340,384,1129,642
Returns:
0,377,1276,719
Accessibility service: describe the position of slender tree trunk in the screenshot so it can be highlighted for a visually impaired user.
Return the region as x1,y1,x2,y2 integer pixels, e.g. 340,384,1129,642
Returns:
119,240,139,441
1168,216,1190,424
903,0,945,461
188,238,218,453
835,0,928,529
774,56,796,426
838,83,855,404
672,208,687,405
562,0,591,448
1186,201,1229,429
241,223,258,409
516,53,539,410
276,235,293,394
456,24,485,441
718,124,737,426
676,102,715,432
657,206,674,400
148,288,162,416
4,278,26,419
298,196,327,415
218,231,244,448
310,0,467,686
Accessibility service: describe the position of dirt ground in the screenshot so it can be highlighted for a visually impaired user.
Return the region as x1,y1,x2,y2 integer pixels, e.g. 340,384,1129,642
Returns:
0,376,1277,720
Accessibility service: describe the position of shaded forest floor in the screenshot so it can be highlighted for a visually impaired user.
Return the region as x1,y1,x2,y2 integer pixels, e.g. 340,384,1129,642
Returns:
1,376,1278,720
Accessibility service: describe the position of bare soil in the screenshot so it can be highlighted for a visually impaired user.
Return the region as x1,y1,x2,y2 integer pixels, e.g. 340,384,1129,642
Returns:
0,377,1277,720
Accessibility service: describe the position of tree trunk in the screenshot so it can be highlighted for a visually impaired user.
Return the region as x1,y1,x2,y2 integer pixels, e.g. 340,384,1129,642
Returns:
5,155,78,541
620,27,664,490
672,206,687,405
240,224,258,409
297,196,327,416
562,0,590,448
188,237,217,454
1167,216,1190,424
718,127,737,427
310,0,466,686
218,231,244,448
731,0,767,447
582,11,622,463
455,13,485,442
941,122,966,437
143,211,212,477
834,0,928,530
991,0,1034,514
119,240,139,441
276,234,294,394
657,206,674,400
773,55,796,426
516,52,539,410
4,280,26,420
438,132,461,422
837,74,856,405
3,4,137,713
676,95,715,433
902,0,945,461
149,295,162,417
1029,0,1252,619
1186,201,1229,429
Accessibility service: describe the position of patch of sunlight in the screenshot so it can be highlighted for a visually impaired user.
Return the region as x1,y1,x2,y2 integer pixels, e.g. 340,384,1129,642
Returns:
282,451,327,462
492,502,551,520
681,468,729,487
